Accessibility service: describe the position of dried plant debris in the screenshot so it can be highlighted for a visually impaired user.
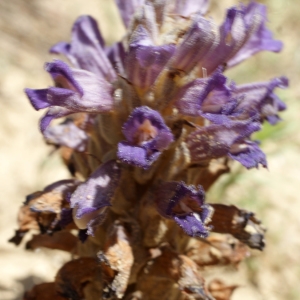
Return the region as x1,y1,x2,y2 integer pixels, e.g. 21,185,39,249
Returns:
55,257,102,300
14,0,288,299
209,204,266,250
10,180,79,245
134,245,213,300
26,231,78,253
185,234,249,267
98,222,134,299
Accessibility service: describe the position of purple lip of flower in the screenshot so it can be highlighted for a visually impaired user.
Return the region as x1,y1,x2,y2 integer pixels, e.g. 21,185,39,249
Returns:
155,181,213,238
50,15,116,81
234,76,289,125
170,16,217,75
186,121,267,169
115,0,209,29
71,160,121,217
169,0,209,17
25,60,114,132
173,70,232,118
126,25,176,92
70,160,121,235
115,0,145,28
43,119,89,152
200,1,283,75
117,106,174,169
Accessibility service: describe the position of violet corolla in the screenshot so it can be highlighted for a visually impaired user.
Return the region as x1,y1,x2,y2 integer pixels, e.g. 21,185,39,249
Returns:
15,1,288,299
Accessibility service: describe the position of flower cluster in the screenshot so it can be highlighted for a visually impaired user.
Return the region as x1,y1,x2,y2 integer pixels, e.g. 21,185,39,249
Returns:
14,1,287,299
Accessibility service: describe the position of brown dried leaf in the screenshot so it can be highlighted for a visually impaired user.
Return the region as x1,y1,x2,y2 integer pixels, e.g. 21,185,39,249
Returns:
23,282,66,300
98,222,134,299
9,205,39,245
10,180,79,245
209,204,266,250
178,255,213,300
185,234,250,267
17,205,39,231
135,246,212,300
194,159,230,190
208,279,238,300
26,231,78,253
28,179,79,214
55,257,102,300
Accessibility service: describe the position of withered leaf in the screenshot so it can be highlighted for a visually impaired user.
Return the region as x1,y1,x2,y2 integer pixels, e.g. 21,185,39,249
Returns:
135,246,212,300
98,222,134,299
207,279,238,300
55,257,102,300
209,204,266,250
11,180,79,245
26,231,78,253
23,282,66,300
185,234,249,267
8,205,39,245
194,159,230,191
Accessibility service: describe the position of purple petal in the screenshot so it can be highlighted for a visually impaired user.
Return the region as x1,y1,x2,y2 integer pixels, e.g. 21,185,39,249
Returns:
50,41,71,56
43,179,80,194
170,16,217,74
44,120,89,152
186,121,261,163
228,2,283,67
117,141,160,169
115,0,145,28
126,25,175,90
105,41,126,76
201,7,248,74
169,0,209,17
155,181,212,238
201,2,283,73
24,88,49,110
70,160,121,218
235,76,288,124
26,60,114,131
45,59,84,95
117,106,173,168
40,107,73,133
174,70,229,117
51,16,116,81
45,61,114,113
229,141,267,169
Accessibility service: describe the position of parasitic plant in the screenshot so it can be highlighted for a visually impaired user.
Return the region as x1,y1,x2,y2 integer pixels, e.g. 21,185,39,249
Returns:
11,1,288,299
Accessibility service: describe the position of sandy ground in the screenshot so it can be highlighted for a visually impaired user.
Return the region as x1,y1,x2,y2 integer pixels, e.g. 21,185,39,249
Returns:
0,0,299,299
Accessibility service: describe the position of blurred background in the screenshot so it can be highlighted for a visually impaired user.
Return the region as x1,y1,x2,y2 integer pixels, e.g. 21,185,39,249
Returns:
0,0,298,299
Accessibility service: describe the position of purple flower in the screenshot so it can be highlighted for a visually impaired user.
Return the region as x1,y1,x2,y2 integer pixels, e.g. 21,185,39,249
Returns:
155,181,212,238
50,16,116,81
126,25,175,91
174,70,233,118
234,76,288,124
169,0,209,17
227,1,283,67
115,0,145,28
25,60,114,132
201,2,283,74
186,121,267,169
70,160,121,235
44,119,89,152
170,16,217,74
117,106,174,169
